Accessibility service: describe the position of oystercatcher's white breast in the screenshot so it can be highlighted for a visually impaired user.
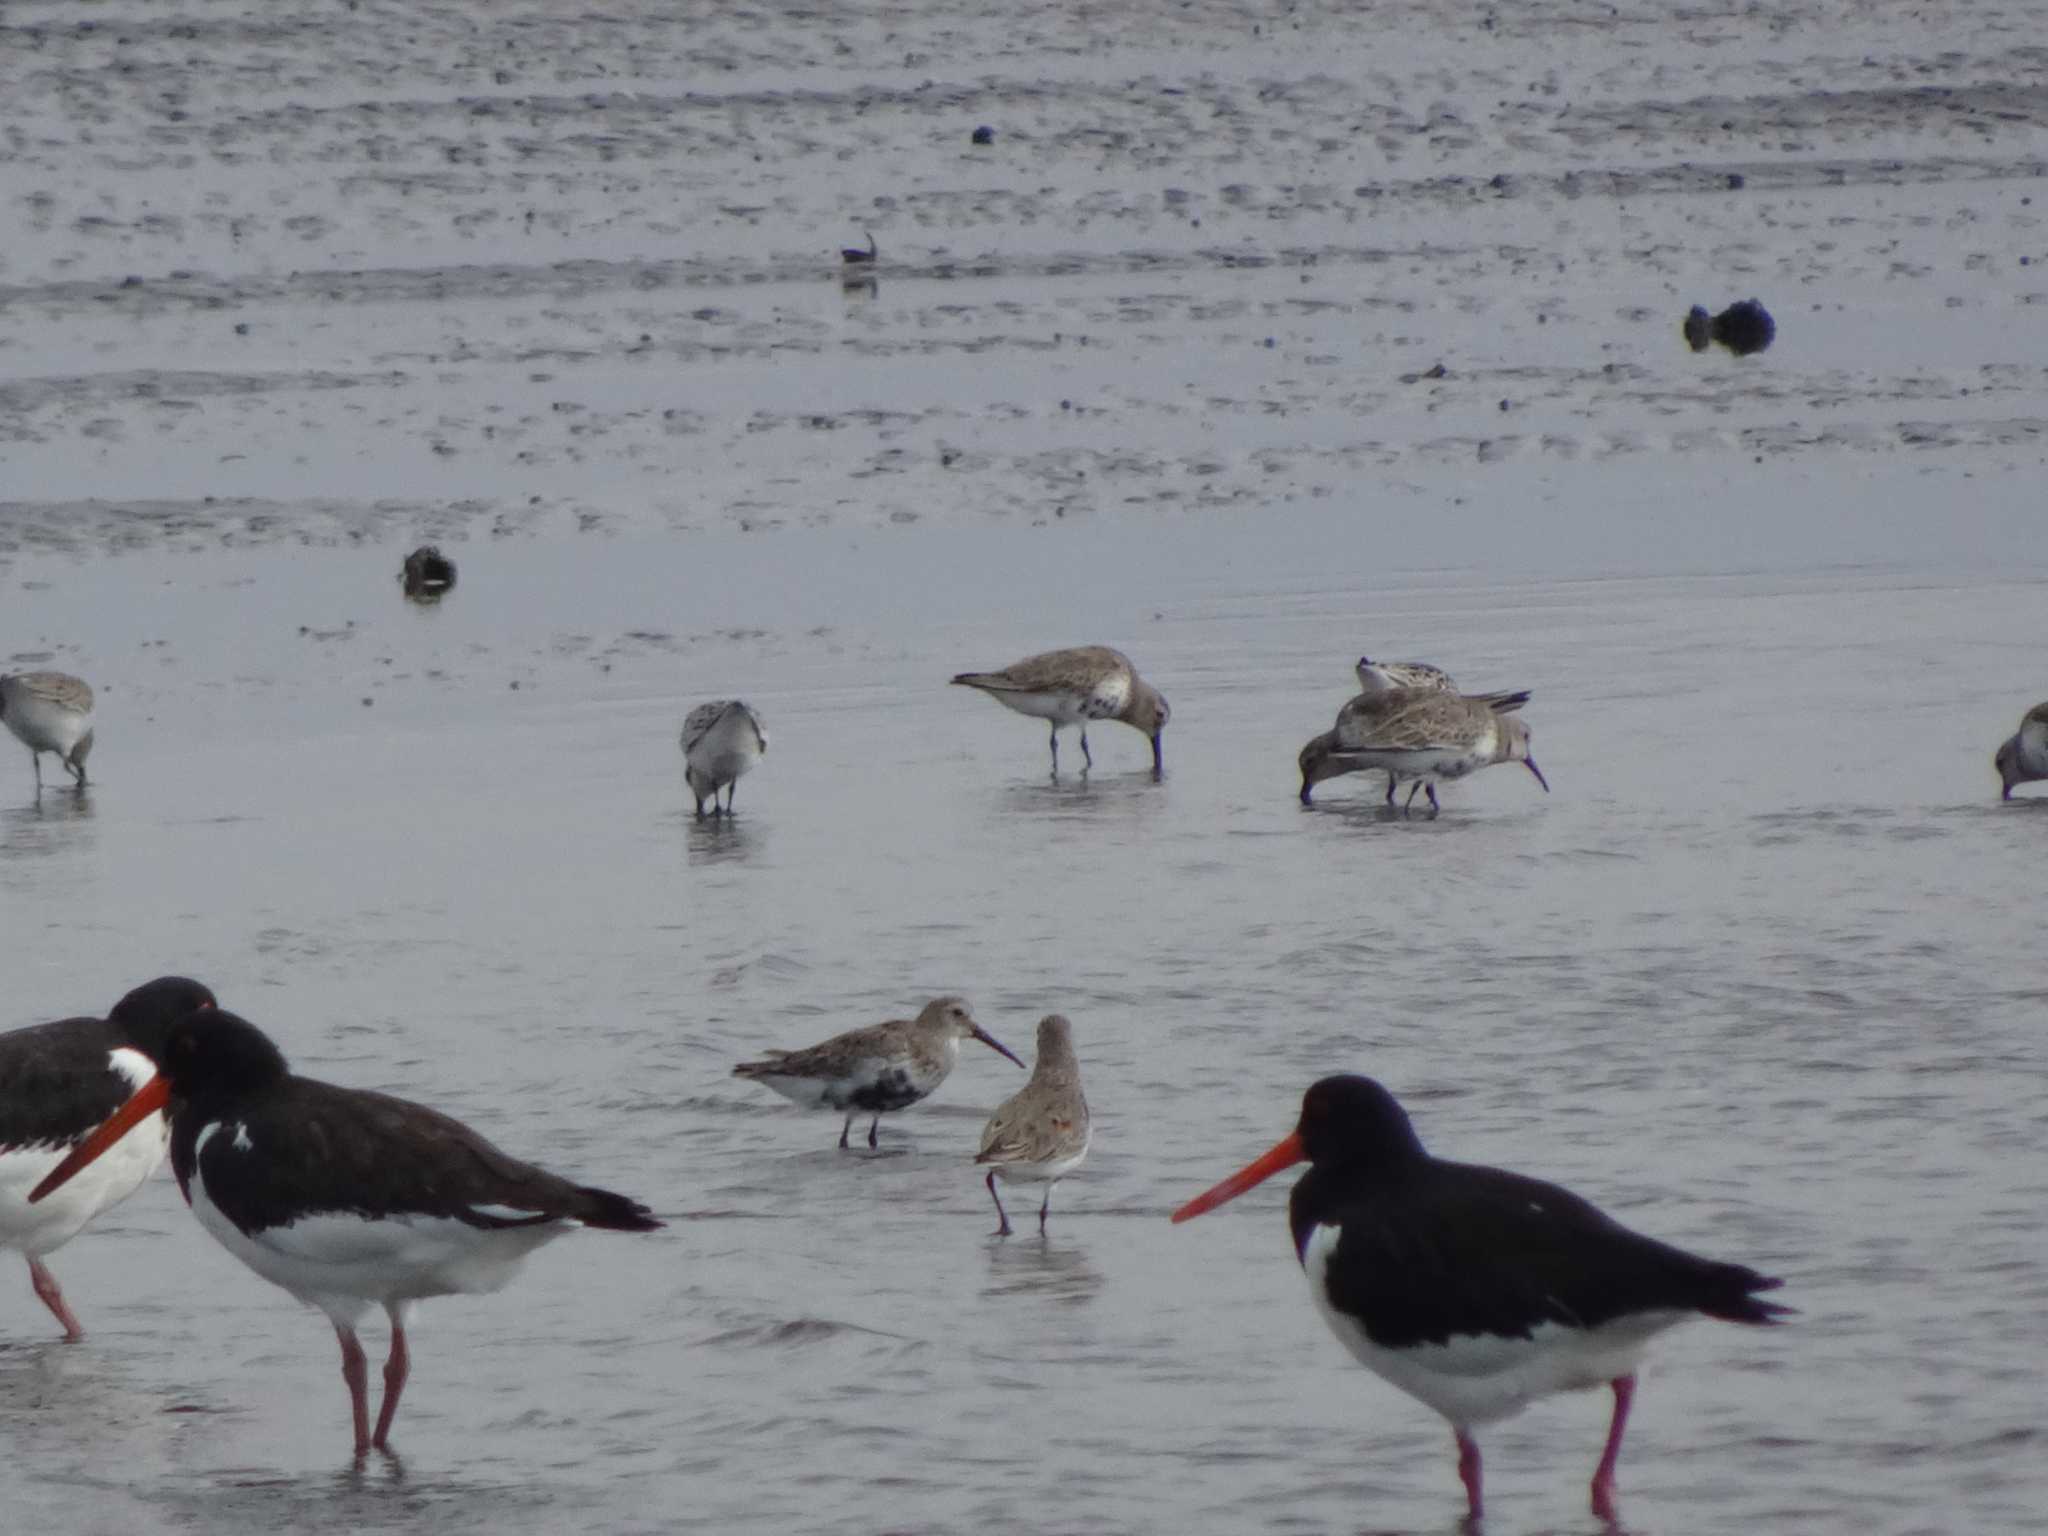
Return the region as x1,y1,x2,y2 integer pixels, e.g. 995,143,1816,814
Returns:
184,1120,577,1328
0,1047,167,1258
1301,1223,1687,1428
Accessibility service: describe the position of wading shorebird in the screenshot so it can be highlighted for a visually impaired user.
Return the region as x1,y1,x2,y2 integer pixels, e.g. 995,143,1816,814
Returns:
31,1009,661,1460
0,671,95,789
1994,700,2048,800
1172,1076,1790,1525
951,646,1170,776
975,1014,1090,1237
0,977,219,1340
681,700,768,819
733,998,1024,1149
1300,688,1541,811
841,230,877,265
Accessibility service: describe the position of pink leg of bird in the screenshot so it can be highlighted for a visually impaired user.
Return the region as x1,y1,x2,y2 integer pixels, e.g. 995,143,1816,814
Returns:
335,1323,372,1458
1455,1426,1484,1521
372,1314,411,1451
986,1170,1012,1236
28,1257,84,1342
1590,1373,1637,1522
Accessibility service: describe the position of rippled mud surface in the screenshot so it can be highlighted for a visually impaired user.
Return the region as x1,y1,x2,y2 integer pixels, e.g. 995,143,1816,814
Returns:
3,2,2047,1535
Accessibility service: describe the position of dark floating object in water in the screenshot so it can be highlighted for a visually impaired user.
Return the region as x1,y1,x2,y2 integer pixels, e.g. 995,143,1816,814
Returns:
971,125,995,145
400,545,456,599
841,230,877,265
1684,299,1775,356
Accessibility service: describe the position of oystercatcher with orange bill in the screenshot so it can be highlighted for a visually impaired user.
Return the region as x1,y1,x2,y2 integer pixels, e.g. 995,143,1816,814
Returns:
32,1008,661,1459
0,976,218,1340
1171,1076,1790,1523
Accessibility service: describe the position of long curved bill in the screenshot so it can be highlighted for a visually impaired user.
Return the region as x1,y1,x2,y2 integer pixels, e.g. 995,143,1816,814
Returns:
1525,757,1551,792
1170,1131,1305,1223
30,1076,170,1204
973,1026,1027,1069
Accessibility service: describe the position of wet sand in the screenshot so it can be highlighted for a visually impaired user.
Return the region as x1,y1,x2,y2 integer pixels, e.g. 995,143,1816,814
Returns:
4,2,2047,1534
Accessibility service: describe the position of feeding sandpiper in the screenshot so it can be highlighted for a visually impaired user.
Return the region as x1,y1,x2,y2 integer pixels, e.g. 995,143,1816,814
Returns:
0,671,95,790
975,1014,1091,1236
951,646,1170,776
1994,701,2048,800
1299,688,1546,814
682,700,768,818
733,998,1024,1149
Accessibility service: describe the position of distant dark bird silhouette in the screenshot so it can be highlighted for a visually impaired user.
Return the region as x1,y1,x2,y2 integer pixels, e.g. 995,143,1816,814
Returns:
971,126,995,146
400,546,457,599
841,231,877,265
1683,300,1775,356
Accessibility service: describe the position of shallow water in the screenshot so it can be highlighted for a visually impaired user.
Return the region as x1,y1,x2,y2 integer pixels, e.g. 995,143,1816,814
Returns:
4,2,2048,1534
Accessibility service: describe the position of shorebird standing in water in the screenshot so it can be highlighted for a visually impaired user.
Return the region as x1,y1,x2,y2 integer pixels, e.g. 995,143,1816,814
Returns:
733,998,1024,1150
975,1014,1091,1236
681,700,767,819
30,1008,661,1459
1301,686,1537,811
0,977,218,1340
1995,700,2048,800
1172,1075,1790,1524
952,645,1170,776
0,671,95,789
840,230,877,265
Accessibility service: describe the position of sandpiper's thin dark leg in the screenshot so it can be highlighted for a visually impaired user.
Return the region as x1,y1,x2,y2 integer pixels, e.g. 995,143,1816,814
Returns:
986,1170,1012,1236
693,792,708,820
1385,773,1397,805
1038,1187,1053,1233
838,1113,854,1150
1455,1427,1484,1521
31,752,43,790
866,1115,879,1149
1403,781,1422,815
725,780,737,815
1079,728,1093,769
1589,1373,1636,1522
1048,725,1059,776
1425,783,1440,819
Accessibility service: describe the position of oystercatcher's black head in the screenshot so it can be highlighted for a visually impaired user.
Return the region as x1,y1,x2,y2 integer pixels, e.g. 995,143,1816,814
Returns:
107,976,218,1060
30,1008,288,1206
1172,1075,1426,1223
156,1009,290,1101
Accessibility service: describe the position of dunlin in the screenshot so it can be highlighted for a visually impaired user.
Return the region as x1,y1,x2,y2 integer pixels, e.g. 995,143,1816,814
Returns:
975,1014,1091,1236
1995,701,2048,800
0,671,95,789
681,700,767,818
951,646,1170,775
733,998,1024,1149
1,977,218,1340
1354,656,1458,694
1172,1076,1790,1524
1302,692,1531,811
31,1008,660,1459
1300,689,1539,810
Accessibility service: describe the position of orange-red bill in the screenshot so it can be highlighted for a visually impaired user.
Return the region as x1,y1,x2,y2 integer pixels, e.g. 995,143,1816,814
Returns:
1170,1131,1306,1223
29,1076,170,1204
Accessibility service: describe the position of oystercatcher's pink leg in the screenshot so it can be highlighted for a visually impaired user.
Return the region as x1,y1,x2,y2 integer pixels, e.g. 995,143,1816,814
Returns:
28,1257,84,1342
986,1170,1012,1236
1455,1426,1484,1520
372,1310,411,1451
1589,1372,1636,1522
335,1323,372,1458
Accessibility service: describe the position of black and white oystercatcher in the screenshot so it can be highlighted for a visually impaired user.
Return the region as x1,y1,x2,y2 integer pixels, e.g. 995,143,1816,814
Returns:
0,976,218,1339
32,1008,661,1458
1171,1076,1789,1523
